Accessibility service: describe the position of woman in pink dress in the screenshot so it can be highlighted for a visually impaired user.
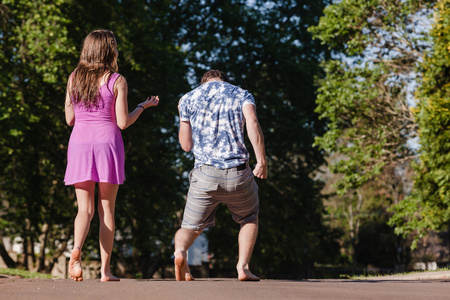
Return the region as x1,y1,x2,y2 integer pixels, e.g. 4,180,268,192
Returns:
64,30,159,282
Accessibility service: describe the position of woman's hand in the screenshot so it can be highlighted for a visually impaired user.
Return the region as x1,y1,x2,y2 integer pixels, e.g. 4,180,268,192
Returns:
140,95,159,109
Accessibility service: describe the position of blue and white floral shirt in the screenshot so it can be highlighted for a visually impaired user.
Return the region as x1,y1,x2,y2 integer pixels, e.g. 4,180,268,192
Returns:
178,80,256,169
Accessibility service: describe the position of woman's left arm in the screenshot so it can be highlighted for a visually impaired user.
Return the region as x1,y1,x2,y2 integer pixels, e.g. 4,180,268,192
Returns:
65,78,75,126
115,75,159,130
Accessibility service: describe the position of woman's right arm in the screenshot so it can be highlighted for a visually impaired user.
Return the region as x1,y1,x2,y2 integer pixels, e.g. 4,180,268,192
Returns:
65,77,75,126
115,75,159,130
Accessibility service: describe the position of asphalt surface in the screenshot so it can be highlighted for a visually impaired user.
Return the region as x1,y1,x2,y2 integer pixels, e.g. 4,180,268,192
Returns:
1,271,450,300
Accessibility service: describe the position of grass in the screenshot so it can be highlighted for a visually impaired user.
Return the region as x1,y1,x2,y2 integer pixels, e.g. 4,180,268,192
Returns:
349,267,450,280
0,268,52,279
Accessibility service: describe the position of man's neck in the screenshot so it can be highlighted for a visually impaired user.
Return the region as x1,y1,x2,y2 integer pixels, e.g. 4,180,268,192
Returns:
205,78,223,83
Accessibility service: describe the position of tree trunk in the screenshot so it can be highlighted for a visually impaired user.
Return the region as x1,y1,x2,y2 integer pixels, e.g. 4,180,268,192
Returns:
0,241,16,268
43,240,68,274
146,255,163,279
37,223,49,272
23,219,37,272
26,236,37,272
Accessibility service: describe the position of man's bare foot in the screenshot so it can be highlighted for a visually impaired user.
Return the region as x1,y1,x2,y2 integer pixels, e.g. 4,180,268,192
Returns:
101,273,120,282
69,247,83,282
237,267,260,281
174,250,194,281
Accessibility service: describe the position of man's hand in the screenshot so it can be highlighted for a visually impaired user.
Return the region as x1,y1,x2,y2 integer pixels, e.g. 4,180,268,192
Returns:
253,162,268,179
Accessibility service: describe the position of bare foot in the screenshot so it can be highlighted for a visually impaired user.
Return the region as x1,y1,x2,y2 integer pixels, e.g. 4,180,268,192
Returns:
174,251,194,281
237,267,260,281
101,273,120,282
69,247,83,282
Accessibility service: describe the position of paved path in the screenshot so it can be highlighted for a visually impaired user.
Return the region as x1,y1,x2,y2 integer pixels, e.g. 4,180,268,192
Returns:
1,273,450,300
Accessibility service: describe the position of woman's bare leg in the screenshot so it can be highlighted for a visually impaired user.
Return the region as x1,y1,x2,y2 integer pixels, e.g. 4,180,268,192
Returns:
98,182,120,282
70,181,96,282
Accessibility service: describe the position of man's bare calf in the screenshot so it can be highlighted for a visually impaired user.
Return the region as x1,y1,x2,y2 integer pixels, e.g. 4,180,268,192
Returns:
174,250,194,281
236,219,259,281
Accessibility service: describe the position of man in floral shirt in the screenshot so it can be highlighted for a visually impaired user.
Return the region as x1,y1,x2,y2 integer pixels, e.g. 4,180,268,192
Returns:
174,70,267,281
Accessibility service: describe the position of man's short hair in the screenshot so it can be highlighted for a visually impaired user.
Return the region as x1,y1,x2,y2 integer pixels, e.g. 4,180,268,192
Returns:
201,70,229,84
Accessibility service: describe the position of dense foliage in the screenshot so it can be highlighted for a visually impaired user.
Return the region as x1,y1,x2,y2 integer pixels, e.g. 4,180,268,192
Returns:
389,0,450,249
0,0,76,271
309,0,432,197
0,0,188,276
0,0,332,278
308,0,435,265
3,0,449,278
173,0,336,278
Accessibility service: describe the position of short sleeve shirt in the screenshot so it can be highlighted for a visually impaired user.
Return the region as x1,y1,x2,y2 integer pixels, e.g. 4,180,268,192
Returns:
178,81,256,169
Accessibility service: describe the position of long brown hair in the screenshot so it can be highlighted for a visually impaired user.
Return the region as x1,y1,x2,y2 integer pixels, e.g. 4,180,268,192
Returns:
70,30,118,108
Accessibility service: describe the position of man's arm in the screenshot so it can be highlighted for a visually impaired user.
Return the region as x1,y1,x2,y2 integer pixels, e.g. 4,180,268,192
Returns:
243,104,267,179
179,120,193,152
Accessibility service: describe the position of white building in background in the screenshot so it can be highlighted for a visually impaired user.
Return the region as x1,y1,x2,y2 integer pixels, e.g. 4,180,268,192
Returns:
187,232,209,266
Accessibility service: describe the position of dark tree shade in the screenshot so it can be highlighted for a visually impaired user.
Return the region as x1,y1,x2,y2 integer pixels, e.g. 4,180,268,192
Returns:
173,0,335,279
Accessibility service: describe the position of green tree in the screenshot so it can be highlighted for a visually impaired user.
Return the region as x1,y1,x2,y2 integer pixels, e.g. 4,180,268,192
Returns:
174,0,337,278
389,0,450,248
1,0,343,279
0,0,76,272
0,0,188,276
64,0,189,278
308,0,435,265
309,0,433,196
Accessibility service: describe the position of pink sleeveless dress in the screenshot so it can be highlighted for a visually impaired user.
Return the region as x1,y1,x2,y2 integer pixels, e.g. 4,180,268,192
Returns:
64,73,125,185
